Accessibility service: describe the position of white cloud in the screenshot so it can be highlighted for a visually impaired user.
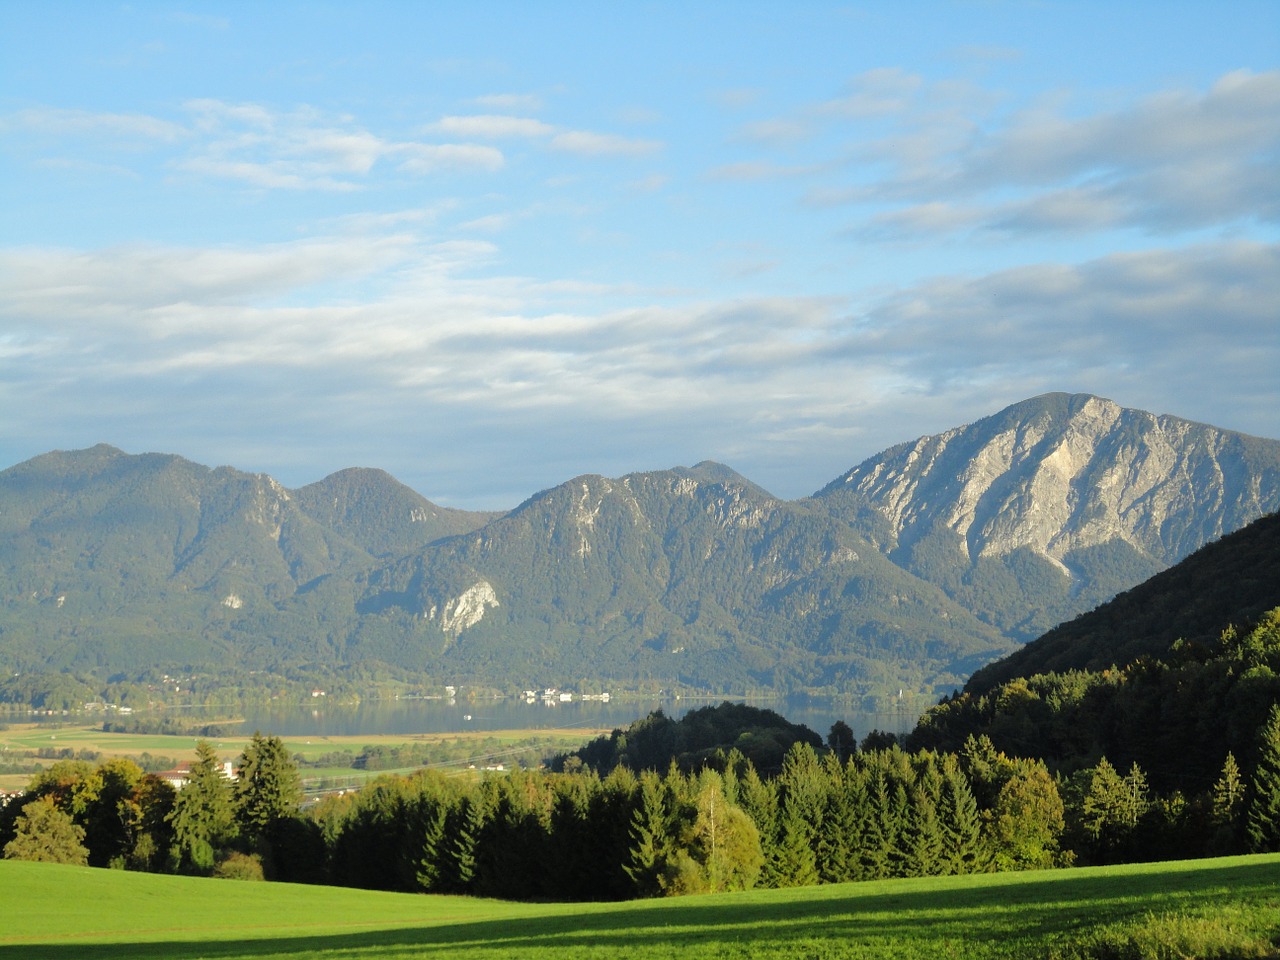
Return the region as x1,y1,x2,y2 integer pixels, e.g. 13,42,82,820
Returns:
550,130,662,156
8,99,516,190
4,227,1273,503
457,213,511,233
473,93,545,112
817,68,925,118
177,158,362,191
1,107,187,142
427,115,556,139
707,160,819,182
730,69,1278,241
395,143,505,174
628,173,669,193
846,69,1280,236
735,118,813,145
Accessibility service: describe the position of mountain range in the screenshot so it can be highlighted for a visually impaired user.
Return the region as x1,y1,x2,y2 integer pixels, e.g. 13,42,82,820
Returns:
3,393,1278,698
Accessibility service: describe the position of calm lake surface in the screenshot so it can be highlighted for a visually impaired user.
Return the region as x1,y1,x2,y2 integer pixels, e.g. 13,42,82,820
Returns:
236,696,927,742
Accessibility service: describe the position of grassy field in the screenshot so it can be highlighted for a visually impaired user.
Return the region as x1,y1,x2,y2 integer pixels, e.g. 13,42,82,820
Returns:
0,722,607,790
1,854,1277,959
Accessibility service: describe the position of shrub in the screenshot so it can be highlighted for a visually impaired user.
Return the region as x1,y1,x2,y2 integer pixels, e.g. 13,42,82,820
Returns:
213,851,264,881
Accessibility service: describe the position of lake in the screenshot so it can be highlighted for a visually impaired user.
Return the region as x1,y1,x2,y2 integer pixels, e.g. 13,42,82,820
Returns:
236,695,927,742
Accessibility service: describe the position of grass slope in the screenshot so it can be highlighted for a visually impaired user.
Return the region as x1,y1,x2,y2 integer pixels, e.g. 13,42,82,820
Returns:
2,855,1277,959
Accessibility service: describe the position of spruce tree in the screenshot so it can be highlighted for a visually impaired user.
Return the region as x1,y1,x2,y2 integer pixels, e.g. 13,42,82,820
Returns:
774,743,822,887
737,764,783,887
1210,751,1245,854
938,754,987,874
815,753,856,884
1246,705,1280,853
859,766,894,880
623,771,671,897
1079,757,1127,862
904,785,944,877
413,784,454,893
449,789,487,892
167,740,238,874
234,732,301,838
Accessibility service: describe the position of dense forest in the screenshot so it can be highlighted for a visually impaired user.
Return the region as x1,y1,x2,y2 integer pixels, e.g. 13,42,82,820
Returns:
4,636,1280,899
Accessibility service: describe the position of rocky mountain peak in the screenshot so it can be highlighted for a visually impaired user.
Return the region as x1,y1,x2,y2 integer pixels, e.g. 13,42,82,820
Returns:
826,393,1280,568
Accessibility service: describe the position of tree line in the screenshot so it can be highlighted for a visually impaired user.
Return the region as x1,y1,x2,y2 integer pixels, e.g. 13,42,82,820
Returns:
4,701,1279,899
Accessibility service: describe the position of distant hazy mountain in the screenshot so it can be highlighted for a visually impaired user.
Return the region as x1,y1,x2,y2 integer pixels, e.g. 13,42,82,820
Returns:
352,463,1011,692
2,394,1277,696
293,467,503,557
0,444,494,672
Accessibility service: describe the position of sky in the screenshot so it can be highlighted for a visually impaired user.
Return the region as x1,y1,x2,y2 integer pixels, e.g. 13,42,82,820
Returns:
2,2,1278,510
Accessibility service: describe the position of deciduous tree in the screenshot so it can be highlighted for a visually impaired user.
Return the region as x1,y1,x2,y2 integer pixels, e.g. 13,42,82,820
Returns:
3,796,88,865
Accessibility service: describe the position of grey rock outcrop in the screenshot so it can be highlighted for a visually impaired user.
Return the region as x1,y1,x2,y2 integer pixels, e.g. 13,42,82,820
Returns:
817,393,1280,638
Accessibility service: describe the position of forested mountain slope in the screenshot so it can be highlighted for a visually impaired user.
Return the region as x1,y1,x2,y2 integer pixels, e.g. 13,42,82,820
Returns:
964,511,1280,695
352,463,1012,690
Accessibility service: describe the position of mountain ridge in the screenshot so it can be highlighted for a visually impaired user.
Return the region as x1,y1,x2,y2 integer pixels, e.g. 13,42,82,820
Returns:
812,392,1280,639
3,393,1278,695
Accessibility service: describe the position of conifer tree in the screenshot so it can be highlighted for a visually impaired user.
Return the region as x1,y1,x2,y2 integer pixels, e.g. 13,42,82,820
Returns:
1246,704,1280,853
1210,751,1245,854
234,732,301,838
859,765,895,880
815,753,857,883
938,753,987,874
773,743,822,887
624,770,672,897
167,740,238,875
1077,757,1149,863
594,765,641,900
903,755,945,876
449,787,488,892
412,778,455,893
904,784,944,877
736,763,783,887
885,781,912,877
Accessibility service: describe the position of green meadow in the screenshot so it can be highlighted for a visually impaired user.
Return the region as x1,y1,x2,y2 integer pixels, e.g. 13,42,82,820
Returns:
2,854,1278,960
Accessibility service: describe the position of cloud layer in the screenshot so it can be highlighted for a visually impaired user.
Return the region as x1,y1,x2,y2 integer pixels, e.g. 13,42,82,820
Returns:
2,16,1277,510
3,227,1274,505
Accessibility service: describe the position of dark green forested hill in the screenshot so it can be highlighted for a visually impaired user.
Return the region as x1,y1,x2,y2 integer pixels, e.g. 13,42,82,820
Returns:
907,512,1280,796
964,512,1280,695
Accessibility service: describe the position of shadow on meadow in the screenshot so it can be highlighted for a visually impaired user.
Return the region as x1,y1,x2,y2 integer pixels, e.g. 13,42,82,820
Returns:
5,859,1277,960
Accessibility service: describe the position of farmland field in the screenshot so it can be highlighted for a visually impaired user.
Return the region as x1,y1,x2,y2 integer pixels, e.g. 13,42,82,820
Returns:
1,854,1277,959
0,721,608,792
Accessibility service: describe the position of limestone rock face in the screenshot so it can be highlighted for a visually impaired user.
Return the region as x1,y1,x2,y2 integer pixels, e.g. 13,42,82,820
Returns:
827,393,1280,569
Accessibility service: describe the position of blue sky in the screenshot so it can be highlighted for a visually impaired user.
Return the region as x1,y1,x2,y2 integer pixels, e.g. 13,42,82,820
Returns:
2,2,1277,508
